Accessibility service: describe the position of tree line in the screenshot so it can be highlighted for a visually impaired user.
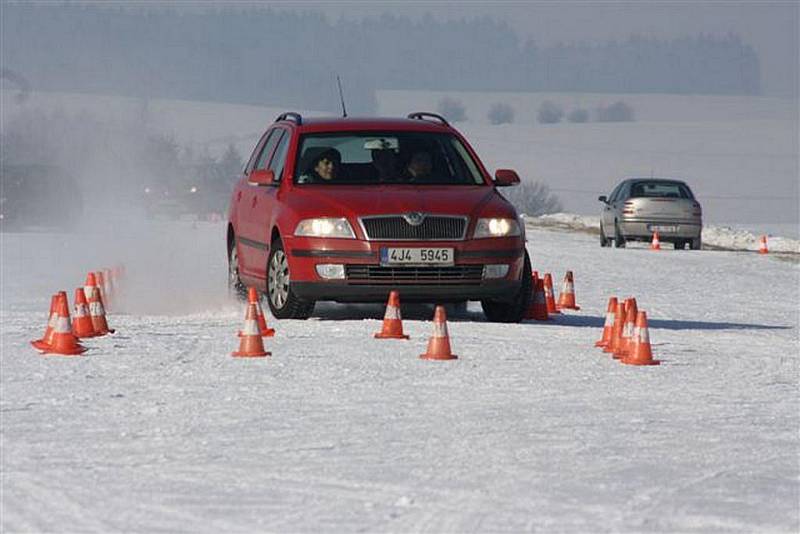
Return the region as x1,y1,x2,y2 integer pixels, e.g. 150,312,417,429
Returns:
1,5,761,113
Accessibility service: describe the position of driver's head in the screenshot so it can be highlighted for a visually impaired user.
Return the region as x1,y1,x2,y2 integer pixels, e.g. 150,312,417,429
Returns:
313,148,341,180
407,151,433,178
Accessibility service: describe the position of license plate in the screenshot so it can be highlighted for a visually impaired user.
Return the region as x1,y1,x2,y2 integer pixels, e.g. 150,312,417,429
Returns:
648,225,677,233
380,247,454,266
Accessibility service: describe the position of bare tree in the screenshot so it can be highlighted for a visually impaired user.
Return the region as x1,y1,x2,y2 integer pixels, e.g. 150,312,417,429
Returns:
502,180,563,216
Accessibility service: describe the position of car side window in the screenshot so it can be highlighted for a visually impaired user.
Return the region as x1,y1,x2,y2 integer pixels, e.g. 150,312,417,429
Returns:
268,131,290,181
609,183,624,202
617,182,632,201
254,130,281,171
245,131,271,175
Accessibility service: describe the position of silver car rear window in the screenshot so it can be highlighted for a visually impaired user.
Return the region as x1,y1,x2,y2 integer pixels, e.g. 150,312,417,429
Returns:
630,182,693,199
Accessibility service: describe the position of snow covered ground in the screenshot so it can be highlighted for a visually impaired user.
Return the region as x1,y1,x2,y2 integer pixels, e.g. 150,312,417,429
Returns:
2,219,798,532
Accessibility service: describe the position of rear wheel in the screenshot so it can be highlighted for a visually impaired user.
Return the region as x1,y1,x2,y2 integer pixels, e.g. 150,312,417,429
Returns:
228,242,247,301
690,237,702,250
266,240,315,319
614,222,626,248
481,250,532,323
674,240,687,250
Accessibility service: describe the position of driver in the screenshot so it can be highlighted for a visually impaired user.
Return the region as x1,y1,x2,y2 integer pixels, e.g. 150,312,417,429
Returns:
404,151,433,181
298,148,341,184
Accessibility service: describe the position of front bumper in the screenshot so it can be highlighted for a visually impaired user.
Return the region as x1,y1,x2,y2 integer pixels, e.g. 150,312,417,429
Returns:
284,236,525,303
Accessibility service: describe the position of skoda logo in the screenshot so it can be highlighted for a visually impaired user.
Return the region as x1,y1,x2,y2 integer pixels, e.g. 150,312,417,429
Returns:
403,212,426,226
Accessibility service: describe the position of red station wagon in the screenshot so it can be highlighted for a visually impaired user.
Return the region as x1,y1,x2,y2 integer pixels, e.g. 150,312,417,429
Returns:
227,112,532,322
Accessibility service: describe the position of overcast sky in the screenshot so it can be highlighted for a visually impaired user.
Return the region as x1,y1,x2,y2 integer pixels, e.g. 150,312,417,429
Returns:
252,1,797,97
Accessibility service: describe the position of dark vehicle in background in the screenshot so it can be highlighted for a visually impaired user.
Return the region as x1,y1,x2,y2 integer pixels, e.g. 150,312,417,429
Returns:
599,178,702,249
0,163,83,230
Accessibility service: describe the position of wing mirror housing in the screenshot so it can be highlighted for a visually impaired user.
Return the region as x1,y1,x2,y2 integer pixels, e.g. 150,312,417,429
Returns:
598,195,608,203
250,169,275,186
494,169,520,187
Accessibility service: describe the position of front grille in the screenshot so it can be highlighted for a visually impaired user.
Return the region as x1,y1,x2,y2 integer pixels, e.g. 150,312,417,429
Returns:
360,215,467,240
345,265,484,285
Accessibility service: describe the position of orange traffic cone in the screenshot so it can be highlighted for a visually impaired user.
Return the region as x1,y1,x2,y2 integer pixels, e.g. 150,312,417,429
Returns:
232,302,270,357
420,305,458,360
239,288,275,337
758,235,768,255
87,285,115,335
72,288,98,338
556,271,581,311
543,273,561,314
526,276,549,321
650,232,661,251
622,311,660,366
603,301,627,354
31,294,59,351
84,272,104,308
614,298,638,359
594,297,618,348
375,290,410,339
42,294,87,356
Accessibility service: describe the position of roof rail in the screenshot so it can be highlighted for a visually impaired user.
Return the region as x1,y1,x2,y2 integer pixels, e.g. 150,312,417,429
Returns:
407,112,450,126
275,112,303,125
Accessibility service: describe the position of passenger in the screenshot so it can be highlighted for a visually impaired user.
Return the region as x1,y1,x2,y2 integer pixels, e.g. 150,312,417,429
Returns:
298,148,341,184
404,151,433,181
371,149,399,182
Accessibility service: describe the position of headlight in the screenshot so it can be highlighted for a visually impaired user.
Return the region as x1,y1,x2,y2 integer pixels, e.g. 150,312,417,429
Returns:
473,218,521,238
294,217,355,238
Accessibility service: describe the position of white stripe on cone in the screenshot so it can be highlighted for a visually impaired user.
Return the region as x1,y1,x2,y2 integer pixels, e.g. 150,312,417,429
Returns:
54,316,72,333
432,321,448,338
89,300,105,316
383,305,401,320
74,303,89,317
241,319,260,336
638,327,650,344
604,312,615,327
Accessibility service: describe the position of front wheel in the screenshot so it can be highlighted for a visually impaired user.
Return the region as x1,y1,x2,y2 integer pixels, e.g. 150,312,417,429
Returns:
266,240,315,319
481,250,532,323
599,224,610,247
228,242,248,300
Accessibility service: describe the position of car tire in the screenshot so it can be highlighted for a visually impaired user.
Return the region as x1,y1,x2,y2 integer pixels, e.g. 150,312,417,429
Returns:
599,224,610,247
674,240,686,250
614,222,626,248
228,241,248,301
266,239,315,320
690,237,702,250
481,250,532,323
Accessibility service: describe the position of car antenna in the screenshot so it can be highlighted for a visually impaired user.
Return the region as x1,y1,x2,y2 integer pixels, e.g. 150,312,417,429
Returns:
336,75,348,118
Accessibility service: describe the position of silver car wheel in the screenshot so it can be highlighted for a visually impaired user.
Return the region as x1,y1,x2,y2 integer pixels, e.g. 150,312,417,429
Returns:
268,250,290,309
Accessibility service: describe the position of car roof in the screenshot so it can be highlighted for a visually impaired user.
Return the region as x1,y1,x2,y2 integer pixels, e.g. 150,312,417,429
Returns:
278,116,454,134
626,177,688,184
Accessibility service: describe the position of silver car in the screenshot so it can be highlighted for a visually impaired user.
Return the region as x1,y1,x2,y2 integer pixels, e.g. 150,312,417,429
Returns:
599,178,702,249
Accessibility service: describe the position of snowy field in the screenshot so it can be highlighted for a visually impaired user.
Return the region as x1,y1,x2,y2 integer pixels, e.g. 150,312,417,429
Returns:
1,219,798,532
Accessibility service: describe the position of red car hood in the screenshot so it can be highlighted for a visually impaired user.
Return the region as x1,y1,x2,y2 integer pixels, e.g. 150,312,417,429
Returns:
287,185,514,220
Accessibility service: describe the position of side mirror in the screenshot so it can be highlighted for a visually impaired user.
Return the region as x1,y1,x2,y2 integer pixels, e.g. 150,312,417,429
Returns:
250,169,275,186
494,169,520,187
598,195,608,203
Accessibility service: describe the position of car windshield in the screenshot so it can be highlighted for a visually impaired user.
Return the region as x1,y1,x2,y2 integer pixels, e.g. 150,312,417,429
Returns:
630,181,693,199
294,132,485,185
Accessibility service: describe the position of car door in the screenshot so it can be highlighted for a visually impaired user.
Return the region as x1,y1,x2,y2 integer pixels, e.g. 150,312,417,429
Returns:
248,128,291,279
601,182,624,232
238,129,282,278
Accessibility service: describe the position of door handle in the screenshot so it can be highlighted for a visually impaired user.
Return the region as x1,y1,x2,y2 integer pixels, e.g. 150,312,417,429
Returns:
251,196,258,208
236,191,242,202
